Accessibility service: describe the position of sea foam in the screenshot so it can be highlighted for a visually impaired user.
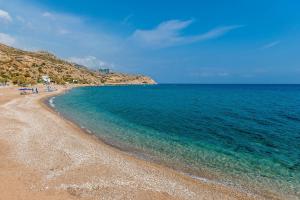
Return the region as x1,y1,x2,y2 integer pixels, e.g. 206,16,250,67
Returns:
49,97,56,108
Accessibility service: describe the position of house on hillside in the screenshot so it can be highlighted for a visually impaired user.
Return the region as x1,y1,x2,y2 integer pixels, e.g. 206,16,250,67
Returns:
41,75,51,84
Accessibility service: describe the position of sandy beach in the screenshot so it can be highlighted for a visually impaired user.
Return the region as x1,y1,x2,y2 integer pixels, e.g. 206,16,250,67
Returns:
0,85,259,200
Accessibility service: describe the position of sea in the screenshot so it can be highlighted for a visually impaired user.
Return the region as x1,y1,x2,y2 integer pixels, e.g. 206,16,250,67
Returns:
50,84,300,199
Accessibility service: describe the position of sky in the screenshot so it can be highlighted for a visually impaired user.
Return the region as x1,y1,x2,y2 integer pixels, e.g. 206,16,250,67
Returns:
0,0,300,83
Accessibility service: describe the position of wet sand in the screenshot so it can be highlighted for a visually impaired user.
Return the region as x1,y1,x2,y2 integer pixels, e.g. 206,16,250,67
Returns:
0,85,260,200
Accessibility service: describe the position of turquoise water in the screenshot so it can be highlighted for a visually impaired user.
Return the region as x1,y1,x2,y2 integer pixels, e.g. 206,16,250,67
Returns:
52,84,300,199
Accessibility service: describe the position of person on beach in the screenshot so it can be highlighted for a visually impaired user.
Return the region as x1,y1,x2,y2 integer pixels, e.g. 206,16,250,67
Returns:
35,88,39,94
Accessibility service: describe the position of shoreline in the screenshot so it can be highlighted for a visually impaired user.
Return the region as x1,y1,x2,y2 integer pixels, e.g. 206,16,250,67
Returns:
45,86,296,200
0,84,261,200
44,95,220,185
43,86,262,199
44,94,251,197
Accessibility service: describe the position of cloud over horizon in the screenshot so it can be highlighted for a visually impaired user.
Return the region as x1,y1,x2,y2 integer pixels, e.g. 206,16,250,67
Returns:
130,19,243,48
68,56,114,69
0,1,122,60
0,9,12,23
0,32,15,45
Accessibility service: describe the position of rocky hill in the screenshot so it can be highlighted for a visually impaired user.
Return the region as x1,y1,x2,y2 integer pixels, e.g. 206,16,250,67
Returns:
0,43,156,85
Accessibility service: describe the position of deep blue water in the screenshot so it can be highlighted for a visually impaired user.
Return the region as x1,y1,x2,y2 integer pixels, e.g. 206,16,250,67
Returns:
52,84,300,199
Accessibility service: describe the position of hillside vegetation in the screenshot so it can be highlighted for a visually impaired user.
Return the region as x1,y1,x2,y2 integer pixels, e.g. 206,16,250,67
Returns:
0,43,155,85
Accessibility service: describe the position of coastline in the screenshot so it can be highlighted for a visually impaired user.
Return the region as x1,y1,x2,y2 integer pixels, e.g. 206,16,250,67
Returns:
0,85,260,200
44,93,245,196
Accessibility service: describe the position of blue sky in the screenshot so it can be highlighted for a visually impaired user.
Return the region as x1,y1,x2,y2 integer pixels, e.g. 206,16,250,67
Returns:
0,0,300,83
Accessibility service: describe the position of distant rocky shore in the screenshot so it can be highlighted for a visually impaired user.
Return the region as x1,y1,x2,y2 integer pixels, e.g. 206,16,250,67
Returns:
0,43,156,86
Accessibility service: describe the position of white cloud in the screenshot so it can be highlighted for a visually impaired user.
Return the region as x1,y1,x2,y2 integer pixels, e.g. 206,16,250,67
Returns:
130,19,243,48
261,41,280,49
0,0,123,61
67,56,114,69
42,12,51,17
42,12,54,19
0,9,12,23
0,33,16,45
41,11,82,24
188,25,243,42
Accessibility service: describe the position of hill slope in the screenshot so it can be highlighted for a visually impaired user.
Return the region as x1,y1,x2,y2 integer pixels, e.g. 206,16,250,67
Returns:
0,43,156,85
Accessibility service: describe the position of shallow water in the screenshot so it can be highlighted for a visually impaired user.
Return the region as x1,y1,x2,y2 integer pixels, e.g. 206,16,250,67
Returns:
52,84,300,199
